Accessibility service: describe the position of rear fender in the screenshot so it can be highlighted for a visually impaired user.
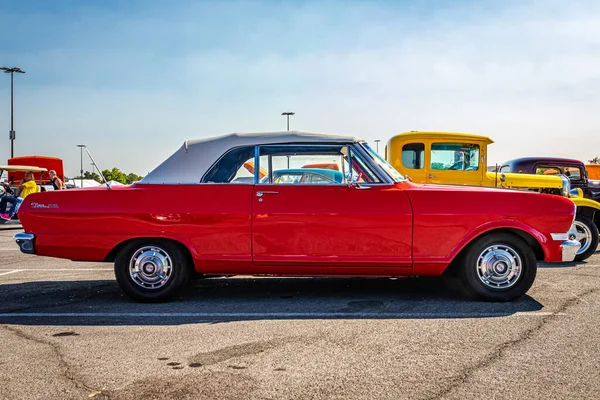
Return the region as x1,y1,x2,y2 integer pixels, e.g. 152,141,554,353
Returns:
104,233,200,262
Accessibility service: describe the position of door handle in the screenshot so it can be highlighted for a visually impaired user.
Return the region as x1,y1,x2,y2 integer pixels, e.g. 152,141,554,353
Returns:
428,174,435,179
348,182,371,190
256,191,279,197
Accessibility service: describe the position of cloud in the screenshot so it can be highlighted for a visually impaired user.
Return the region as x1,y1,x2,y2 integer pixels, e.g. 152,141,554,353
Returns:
0,0,599,176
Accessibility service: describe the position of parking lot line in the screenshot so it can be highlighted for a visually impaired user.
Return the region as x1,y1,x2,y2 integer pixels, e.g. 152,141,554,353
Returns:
0,311,565,319
0,270,22,276
0,268,113,271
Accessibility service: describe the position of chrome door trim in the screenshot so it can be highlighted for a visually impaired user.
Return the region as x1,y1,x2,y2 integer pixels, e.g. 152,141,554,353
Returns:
253,145,260,184
352,143,395,184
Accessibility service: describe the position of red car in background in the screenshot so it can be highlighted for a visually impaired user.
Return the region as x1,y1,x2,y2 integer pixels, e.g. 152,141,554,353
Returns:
8,156,65,185
13,131,579,302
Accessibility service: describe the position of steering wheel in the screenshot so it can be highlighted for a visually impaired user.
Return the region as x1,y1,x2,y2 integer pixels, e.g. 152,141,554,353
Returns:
447,162,463,170
1,184,14,195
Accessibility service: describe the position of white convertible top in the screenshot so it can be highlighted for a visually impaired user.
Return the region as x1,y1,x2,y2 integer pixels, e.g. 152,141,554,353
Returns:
140,131,361,184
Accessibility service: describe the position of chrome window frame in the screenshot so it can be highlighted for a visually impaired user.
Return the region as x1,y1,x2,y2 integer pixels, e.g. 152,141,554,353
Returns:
355,142,400,184
255,143,392,186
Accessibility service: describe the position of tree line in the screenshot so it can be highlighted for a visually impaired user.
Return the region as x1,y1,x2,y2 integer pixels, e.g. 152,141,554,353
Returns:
74,168,144,184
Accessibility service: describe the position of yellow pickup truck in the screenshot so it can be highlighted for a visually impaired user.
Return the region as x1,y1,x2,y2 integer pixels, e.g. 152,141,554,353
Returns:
386,131,600,261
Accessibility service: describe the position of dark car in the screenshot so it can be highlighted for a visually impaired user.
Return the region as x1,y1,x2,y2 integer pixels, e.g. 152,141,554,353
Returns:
500,157,600,260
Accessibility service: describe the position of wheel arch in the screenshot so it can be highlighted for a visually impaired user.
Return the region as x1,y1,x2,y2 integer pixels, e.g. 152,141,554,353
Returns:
577,205,599,228
444,228,544,276
104,237,194,268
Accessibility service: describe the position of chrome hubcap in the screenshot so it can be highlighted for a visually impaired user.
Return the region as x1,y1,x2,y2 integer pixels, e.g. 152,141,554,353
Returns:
129,246,173,289
573,220,592,255
476,244,522,289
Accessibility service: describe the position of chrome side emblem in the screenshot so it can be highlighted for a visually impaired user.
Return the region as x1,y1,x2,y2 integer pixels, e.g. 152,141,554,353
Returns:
30,202,59,209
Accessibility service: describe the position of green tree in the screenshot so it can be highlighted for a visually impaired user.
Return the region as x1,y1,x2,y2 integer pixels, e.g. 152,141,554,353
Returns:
73,171,101,183
74,168,144,185
101,168,128,184
126,173,143,184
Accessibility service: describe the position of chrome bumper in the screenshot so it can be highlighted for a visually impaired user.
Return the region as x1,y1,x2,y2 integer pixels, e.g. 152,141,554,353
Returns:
14,232,35,255
551,227,581,262
560,239,581,262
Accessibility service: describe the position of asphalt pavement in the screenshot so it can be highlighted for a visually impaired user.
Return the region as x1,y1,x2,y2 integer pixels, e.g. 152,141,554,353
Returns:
0,224,599,400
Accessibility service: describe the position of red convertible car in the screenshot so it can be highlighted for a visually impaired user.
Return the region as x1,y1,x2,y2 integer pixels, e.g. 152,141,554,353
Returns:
14,131,580,302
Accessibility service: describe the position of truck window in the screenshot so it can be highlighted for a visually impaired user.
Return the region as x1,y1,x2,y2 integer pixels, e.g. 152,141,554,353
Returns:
431,143,480,171
536,166,583,181
402,143,424,169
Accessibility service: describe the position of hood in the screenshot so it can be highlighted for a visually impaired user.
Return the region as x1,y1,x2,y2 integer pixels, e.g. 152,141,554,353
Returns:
400,181,535,195
485,171,563,189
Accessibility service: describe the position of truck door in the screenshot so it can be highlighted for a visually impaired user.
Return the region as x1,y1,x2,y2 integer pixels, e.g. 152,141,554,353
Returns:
426,141,485,186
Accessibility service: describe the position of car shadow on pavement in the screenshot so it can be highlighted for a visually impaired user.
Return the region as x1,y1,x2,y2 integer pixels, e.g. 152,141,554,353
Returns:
538,261,586,268
0,277,543,326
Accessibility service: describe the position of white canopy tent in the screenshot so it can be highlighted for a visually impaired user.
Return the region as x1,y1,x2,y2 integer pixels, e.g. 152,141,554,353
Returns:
107,180,125,186
67,179,102,188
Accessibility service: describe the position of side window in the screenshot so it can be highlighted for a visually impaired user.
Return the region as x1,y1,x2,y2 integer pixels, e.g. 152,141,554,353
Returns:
402,143,424,169
258,145,381,185
536,166,583,181
499,165,509,173
431,143,480,171
202,146,257,183
566,167,583,180
536,166,559,176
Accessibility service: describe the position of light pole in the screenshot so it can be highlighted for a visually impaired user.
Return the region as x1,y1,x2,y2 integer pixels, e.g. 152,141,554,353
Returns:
281,112,295,131
1,67,26,158
77,145,86,188
374,139,381,153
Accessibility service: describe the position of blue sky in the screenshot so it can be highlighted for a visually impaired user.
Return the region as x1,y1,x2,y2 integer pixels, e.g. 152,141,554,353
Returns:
0,0,599,176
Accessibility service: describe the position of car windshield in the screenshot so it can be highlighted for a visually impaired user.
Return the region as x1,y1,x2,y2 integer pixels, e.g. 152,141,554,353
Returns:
360,143,405,182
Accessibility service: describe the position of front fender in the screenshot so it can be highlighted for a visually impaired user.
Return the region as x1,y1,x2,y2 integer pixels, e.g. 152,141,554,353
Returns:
571,197,600,211
448,219,549,262
413,219,551,276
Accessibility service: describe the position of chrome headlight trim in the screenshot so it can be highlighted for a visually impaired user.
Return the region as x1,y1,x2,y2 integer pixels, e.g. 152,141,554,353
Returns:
559,175,571,197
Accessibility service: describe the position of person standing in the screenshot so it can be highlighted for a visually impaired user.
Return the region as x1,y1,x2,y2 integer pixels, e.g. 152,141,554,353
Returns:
0,171,38,220
49,170,65,190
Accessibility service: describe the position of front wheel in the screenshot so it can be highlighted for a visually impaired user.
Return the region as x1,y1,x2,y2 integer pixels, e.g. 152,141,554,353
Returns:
453,233,537,301
114,240,193,302
573,214,599,262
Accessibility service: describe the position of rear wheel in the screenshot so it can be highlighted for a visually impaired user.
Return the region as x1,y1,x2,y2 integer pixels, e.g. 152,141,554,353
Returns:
453,233,537,301
114,240,192,302
573,214,599,262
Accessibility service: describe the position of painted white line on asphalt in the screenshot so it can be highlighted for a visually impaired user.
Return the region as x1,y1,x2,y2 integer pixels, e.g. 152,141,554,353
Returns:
0,248,20,251
0,311,565,318
0,268,112,271
0,270,21,276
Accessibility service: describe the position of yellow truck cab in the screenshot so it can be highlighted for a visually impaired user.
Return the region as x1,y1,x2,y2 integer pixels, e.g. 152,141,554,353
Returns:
386,131,600,261
386,131,564,190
